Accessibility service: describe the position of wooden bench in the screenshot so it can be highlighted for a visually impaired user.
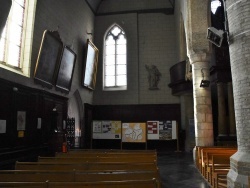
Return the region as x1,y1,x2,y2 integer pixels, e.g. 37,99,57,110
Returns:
195,146,236,173
66,149,157,153
55,152,156,159
0,179,160,188
201,149,236,181
0,170,75,182
200,147,236,177
15,161,157,171
0,169,160,184
38,156,157,163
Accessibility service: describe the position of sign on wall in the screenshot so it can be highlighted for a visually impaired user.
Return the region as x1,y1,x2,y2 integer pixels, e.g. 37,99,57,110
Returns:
122,123,146,143
147,121,159,140
159,120,177,140
92,120,121,139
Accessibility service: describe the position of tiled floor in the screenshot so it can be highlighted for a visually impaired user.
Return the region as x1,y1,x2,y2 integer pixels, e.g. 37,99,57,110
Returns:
157,151,210,188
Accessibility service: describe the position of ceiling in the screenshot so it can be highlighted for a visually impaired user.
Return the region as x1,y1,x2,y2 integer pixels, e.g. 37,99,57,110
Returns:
85,0,175,15
85,0,103,13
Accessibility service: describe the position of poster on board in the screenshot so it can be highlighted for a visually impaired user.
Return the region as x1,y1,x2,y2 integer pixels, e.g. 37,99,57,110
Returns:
0,120,6,133
122,123,146,143
92,120,121,139
159,120,177,140
147,121,159,140
17,111,26,131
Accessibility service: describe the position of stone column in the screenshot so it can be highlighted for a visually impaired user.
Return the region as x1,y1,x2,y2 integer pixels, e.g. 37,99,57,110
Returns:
190,54,214,147
217,82,227,137
226,0,250,187
227,82,236,136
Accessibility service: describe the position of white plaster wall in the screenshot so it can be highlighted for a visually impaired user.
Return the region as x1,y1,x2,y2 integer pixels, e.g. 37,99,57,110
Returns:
138,13,179,104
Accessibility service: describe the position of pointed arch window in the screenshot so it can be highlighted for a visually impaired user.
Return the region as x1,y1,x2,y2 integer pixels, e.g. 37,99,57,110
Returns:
0,0,37,77
104,25,127,90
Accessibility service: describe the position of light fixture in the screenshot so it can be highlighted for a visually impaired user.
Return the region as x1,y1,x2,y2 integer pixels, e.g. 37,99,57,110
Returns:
200,69,210,88
207,27,224,47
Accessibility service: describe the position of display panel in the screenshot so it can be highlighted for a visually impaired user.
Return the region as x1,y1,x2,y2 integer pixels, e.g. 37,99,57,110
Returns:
122,123,146,143
92,121,121,139
159,120,177,140
147,121,159,140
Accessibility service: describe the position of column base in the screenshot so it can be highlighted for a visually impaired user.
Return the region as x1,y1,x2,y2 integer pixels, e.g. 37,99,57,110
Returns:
227,151,250,188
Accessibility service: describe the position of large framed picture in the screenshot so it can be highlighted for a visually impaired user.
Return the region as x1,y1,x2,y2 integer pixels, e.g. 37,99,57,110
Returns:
82,39,99,90
34,30,63,89
55,46,77,93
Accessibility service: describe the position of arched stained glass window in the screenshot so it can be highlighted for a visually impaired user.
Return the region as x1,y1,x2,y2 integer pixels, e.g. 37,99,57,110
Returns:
104,25,127,90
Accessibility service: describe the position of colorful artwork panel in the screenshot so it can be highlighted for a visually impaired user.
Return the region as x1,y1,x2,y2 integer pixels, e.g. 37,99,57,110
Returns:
122,123,146,143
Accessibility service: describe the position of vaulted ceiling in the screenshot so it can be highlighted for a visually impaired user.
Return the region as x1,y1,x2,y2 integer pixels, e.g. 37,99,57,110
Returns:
85,0,175,15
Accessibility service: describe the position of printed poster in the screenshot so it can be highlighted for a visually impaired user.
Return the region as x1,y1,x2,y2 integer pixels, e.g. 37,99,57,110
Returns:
147,121,159,140
92,120,121,139
17,111,26,131
122,123,146,143
0,120,6,133
159,120,177,140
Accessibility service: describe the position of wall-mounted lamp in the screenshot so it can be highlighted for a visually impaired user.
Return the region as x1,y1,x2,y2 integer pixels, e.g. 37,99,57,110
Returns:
207,27,224,47
200,68,210,88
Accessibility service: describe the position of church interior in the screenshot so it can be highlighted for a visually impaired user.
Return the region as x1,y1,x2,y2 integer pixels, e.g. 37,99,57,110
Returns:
0,0,249,187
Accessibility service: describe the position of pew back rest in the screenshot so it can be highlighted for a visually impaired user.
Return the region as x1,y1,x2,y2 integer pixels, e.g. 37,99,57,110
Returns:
15,162,157,171
38,156,157,163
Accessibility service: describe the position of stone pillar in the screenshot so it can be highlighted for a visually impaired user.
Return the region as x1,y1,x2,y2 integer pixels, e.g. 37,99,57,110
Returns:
226,0,250,187
190,54,214,147
217,82,227,137
227,82,236,136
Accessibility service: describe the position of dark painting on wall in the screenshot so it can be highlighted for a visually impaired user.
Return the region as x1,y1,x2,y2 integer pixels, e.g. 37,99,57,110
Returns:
34,30,63,89
55,46,77,93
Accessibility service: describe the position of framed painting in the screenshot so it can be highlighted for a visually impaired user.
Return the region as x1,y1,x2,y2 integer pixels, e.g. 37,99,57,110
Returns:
55,46,77,93
34,30,63,89
82,39,99,90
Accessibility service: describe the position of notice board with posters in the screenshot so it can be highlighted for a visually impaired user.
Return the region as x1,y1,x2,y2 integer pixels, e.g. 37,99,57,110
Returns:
92,120,121,139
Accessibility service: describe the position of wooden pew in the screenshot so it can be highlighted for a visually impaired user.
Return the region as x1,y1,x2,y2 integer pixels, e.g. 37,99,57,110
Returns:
0,170,75,182
200,148,236,178
0,169,160,184
66,149,157,153
48,179,160,188
0,182,47,188
15,161,157,171
38,156,157,163
0,179,160,188
210,155,232,188
202,150,236,181
55,152,156,159
195,146,236,173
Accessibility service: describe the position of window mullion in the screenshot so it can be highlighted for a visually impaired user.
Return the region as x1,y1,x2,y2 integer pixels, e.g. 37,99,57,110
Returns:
115,39,117,87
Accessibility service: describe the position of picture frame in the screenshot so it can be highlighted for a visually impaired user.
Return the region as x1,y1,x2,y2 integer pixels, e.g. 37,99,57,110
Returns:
55,46,77,93
34,30,63,89
82,39,99,90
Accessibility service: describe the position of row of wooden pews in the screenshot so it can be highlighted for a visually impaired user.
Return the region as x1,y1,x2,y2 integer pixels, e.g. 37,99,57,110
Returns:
195,146,237,188
0,149,161,188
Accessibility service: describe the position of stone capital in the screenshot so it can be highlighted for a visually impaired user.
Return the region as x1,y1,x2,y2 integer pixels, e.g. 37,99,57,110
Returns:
188,52,211,64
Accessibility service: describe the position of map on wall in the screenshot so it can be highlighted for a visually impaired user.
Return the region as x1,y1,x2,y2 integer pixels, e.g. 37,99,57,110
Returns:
147,121,159,140
92,120,121,139
122,123,146,143
159,120,177,140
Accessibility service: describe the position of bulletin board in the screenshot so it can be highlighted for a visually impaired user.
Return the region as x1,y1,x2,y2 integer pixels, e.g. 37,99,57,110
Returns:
147,121,159,140
159,120,177,140
122,123,146,143
92,120,121,139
